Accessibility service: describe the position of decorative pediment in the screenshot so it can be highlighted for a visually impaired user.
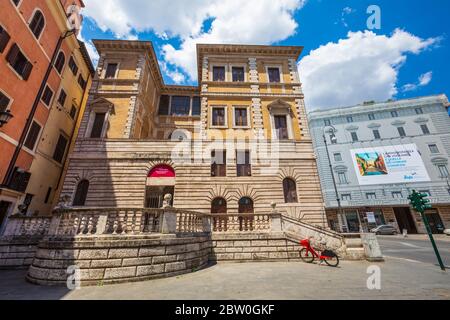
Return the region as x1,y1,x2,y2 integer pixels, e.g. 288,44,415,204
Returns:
89,97,115,114
413,117,429,124
333,165,348,172
345,125,359,131
391,120,406,127
367,123,381,129
431,156,448,165
267,99,292,114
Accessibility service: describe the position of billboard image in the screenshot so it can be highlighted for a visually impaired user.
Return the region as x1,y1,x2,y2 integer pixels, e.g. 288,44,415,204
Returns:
350,144,430,185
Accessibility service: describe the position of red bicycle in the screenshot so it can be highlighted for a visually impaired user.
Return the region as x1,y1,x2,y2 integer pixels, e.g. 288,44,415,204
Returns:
299,238,340,267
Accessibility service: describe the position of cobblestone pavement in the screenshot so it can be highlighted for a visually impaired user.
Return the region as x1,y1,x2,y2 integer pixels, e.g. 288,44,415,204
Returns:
0,257,449,300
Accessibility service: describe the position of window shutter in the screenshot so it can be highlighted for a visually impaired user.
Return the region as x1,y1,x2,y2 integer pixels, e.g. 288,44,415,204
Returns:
0,27,11,53
53,134,68,163
24,121,41,150
22,61,33,80
6,43,19,65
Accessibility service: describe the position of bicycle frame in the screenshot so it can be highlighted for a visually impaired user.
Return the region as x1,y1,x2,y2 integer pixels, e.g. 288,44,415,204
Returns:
300,239,334,261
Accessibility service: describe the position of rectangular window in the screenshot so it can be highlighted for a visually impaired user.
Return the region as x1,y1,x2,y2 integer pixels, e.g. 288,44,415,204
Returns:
69,105,77,119
232,67,245,82
373,129,381,140
267,67,281,83
415,107,423,115
41,85,53,106
211,150,226,177
346,116,353,123
366,193,377,200
397,127,406,137
24,121,41,150
392,191,403,199
170,96,190,116
192,96,201,116
351,132,358,142
57,89,67,107
212,66,225,81
391,111,398,117
341,194,351,201
68,56,78,76
368,113,375,120
9,167,31,193
0,91,11,112
0,25,11,53
274,115,289,139
77,74,87,90
105,63,118,79
6,44,33,80
324,119,331,126
90,113,105,138
438,165,449,178
44,187,52,204
158,95,170,115
53,134,68,163
429,144,439,154
234,107,248,127
236,150,251,177
334,153,342,162
212,107,226,127
421,124,430,135
338,172,348,184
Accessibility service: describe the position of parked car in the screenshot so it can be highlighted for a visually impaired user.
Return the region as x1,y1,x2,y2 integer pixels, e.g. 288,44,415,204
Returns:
371,225,398,235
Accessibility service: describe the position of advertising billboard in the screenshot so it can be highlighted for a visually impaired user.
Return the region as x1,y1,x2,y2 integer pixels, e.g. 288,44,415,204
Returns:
350,144,430,185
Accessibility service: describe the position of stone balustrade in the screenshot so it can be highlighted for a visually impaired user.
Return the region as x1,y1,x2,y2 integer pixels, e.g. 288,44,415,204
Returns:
211,213,275,233
2,216,52,237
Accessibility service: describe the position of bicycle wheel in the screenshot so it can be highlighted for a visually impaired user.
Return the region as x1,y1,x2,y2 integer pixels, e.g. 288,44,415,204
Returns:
299,248,315,263
324,252,339,267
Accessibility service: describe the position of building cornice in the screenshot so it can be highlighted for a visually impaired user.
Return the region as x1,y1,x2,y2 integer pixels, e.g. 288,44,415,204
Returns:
308,94,449,120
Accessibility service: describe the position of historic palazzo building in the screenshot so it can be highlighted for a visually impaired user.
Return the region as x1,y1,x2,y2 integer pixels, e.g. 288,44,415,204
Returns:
58,40,326,226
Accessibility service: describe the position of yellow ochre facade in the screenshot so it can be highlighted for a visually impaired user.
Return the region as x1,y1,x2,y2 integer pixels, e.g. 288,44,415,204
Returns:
58,40,327,227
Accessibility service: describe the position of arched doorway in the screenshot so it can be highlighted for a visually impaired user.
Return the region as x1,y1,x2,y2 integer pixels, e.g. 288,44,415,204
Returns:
145,165,175,208
73,180,89,206
211,197,227,231
283,178,298,203
238,197,254,231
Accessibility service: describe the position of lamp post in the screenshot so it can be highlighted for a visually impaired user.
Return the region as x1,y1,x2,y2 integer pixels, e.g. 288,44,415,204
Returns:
323,125,345,233
0,109,13,127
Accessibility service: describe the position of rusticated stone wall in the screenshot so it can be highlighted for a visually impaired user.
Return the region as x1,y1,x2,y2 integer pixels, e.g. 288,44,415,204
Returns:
27,234,211,286
0,237,41,269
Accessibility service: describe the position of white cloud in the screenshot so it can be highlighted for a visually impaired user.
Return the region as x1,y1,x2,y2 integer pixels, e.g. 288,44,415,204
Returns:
402,71,433,92
160,62,186,84
298,29,439,110
419,71,433,86
78,25,100,67
82,0,305,82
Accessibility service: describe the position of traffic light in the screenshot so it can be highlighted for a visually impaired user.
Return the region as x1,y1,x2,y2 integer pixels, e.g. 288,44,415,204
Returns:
408,190,432,213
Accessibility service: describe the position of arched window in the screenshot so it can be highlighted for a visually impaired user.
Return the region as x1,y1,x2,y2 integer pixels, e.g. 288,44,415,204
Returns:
29,10,45,39
73,180,89,206
211,197,227,214
54,51,65,74
283,178,298,203
238,197,254,213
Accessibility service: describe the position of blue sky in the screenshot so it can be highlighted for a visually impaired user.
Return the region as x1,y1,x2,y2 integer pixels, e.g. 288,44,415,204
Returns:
79,0,449,110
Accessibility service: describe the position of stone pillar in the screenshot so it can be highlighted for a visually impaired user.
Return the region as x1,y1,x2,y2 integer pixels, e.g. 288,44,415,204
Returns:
360,233,384,262
47,214,62,236
270,213,282,233
96,213,108,235
161,210,177,234
2,217,22,236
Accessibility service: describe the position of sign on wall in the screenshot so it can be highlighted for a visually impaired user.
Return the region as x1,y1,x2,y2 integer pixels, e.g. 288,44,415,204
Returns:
350,144,430,185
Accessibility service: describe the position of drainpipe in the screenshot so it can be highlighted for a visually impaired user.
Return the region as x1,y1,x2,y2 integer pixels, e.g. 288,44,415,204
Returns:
2,30,76,188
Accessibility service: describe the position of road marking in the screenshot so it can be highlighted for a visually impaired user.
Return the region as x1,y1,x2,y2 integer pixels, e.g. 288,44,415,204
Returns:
399,242,422,248
384,256,424,264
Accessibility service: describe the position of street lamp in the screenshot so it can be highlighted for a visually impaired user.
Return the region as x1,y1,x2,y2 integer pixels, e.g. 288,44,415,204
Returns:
0,109,13,127
322,125,345,233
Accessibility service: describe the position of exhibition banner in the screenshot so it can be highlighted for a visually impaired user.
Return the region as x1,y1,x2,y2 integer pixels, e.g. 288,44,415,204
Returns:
350,144,430,185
